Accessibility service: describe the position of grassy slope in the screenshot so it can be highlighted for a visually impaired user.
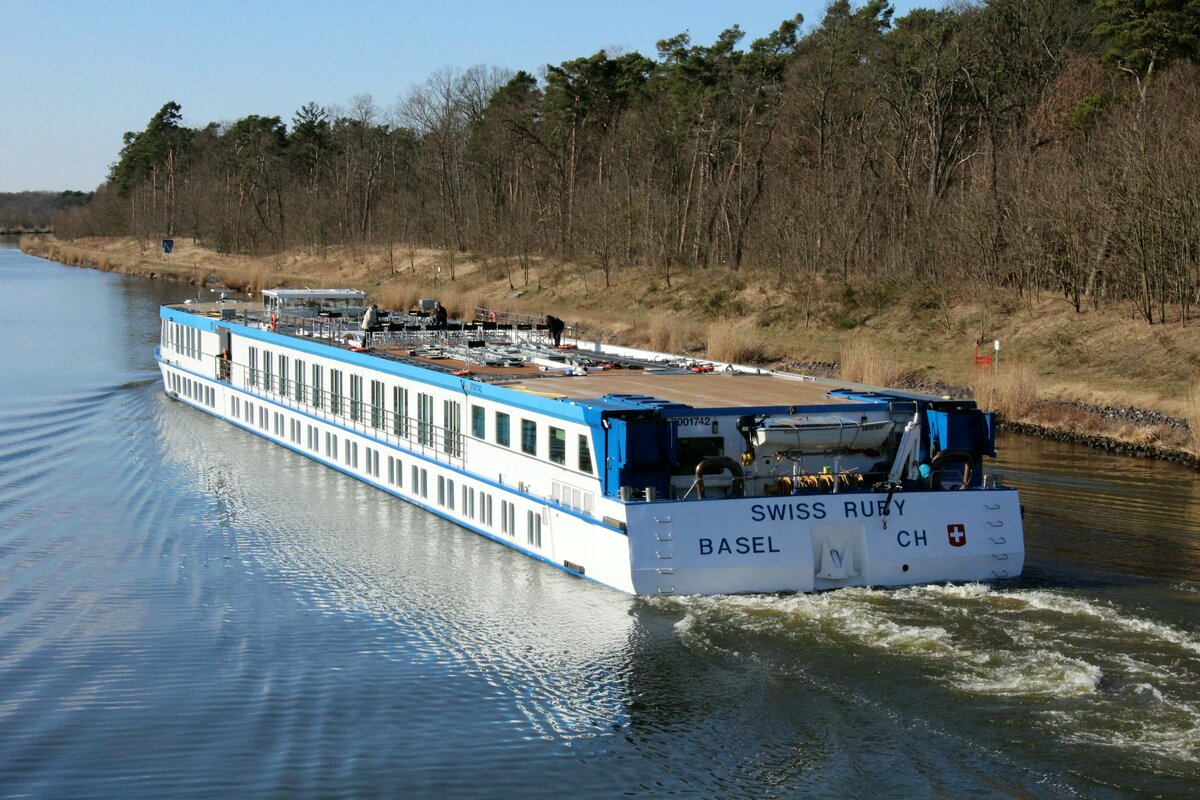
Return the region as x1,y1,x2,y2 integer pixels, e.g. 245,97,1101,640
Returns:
22,235,1200,452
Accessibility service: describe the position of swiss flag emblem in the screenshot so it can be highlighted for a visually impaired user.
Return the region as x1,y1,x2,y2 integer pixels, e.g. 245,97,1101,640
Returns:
947,523,967,547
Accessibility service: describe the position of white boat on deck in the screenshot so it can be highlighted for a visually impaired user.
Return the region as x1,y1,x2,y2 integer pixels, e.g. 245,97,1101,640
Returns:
157,289,1024,595
752,415,895,453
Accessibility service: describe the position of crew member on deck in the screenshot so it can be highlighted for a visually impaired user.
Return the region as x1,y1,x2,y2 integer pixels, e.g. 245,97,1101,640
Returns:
361,303,379,347
546,314,565,347
432,301,448,329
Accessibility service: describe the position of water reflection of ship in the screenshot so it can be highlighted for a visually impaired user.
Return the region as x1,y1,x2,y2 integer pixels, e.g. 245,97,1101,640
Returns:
157,399,641,737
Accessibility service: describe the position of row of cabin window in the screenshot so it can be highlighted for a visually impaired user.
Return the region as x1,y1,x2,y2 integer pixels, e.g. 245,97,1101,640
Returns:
243,347,592,475
163,321,200,359
470,405,593,474
245,347,463,454
232,388,546,549
170,372,215,407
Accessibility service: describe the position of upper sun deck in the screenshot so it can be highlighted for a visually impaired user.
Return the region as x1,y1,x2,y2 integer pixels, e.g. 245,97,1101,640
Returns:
165,298,920,412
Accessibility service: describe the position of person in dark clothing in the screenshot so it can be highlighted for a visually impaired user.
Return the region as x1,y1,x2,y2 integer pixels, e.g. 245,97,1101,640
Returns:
432,301,448,329
546,314,565,347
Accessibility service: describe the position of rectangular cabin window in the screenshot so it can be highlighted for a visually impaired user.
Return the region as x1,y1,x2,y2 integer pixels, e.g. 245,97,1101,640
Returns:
549,427,566,465
471,406,486,439
444,400,462,457
578,435,593,474
330,370,343,415
388,456,403,487
521,419,537,456
447,480,455,510
248,347,259,388
311,364,323,409
527,510,542,548
417,393,434,446
484,494,493,527
438,476,446,506
370,380,384,429
350,375,363,422
392,386,408,437
278,355,289,395
295,360,306,402
263,351,273,392
495,412,510,447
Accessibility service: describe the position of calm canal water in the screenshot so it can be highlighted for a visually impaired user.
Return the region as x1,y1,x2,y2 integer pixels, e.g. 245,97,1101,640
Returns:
1,241,1198,798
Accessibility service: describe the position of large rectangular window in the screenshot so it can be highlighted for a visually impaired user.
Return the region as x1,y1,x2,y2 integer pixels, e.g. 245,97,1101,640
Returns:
248,347,259,387
263,351,273,392
578,434,593,474
295,359,306,402
549,426,566,465
350,375,363,422
279,355,290,395
330,369,343,415
495,412,510,447
521,419,537,456
312,364,323,408
444,400,462,456
471,405,486,439
392,386,408,437
371,380,384,429
417,393,434,446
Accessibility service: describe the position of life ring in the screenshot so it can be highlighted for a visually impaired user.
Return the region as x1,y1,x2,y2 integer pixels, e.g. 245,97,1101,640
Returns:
487,311,496,322
690,364,714,373
451,369,473,377
269,312,277,331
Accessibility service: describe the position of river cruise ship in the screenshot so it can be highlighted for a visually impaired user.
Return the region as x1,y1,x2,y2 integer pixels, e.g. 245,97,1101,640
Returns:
157,289,1024,595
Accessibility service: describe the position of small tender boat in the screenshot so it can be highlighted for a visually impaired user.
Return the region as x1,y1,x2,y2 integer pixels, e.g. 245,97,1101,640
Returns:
752,415,895,453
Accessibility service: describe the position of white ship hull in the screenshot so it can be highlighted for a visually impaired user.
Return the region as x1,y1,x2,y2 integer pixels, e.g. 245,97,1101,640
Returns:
156,298,1024,596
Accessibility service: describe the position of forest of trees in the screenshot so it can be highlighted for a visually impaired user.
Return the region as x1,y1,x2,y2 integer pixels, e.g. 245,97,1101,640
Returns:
1,191,91,230
55,0,1200,325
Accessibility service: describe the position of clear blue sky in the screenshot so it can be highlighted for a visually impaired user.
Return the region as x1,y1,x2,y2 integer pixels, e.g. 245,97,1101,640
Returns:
2,0,930,192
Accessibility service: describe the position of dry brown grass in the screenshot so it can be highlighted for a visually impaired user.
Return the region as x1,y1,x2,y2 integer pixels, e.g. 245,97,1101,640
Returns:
706,320,765,364
375,283,421,313
1187,381,1200,448
649,315,674,351
444,291,491,321
649,314,705,353
24,234,1200,460
972,361,1038,421
839,336,906,387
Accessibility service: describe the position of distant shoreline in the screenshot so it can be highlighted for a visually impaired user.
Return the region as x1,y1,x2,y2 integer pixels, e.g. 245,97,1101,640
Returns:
20,234,1200,470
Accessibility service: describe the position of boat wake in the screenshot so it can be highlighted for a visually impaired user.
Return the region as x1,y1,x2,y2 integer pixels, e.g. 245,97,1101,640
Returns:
657,583,1200,769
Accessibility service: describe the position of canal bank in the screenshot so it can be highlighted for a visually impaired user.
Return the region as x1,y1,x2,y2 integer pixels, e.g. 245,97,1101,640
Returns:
20,234,1200,470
